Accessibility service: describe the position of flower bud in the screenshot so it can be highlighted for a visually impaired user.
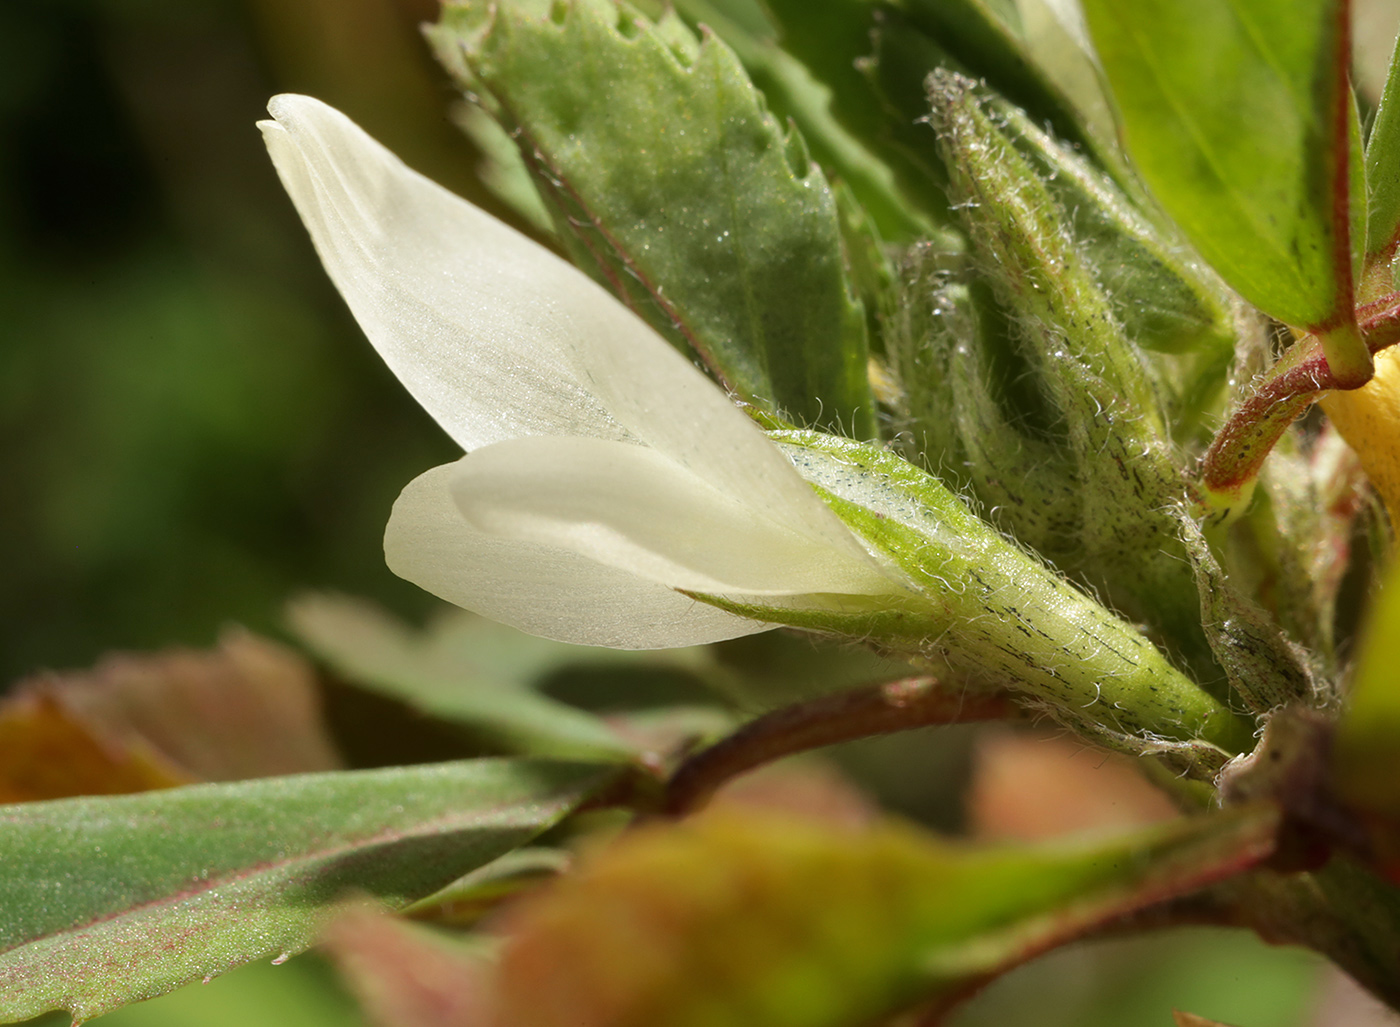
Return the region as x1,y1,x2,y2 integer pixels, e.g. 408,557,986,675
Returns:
923,71,1205,656
697,430,1255,766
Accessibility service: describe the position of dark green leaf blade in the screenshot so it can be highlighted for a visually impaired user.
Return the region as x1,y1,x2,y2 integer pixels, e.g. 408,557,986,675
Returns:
1083,0,1359,338
0,758,614,1023
431,0,876,436
668,0,938,243
715,0,955,233
900,0,1116,165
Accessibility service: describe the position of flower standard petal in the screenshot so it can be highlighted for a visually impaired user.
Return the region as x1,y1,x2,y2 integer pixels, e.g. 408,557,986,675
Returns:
259,94,877,570
384,463,772,649
448,437,903,597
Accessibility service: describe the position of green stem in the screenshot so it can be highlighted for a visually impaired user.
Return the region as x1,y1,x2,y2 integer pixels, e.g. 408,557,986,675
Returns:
1318,321,1373,389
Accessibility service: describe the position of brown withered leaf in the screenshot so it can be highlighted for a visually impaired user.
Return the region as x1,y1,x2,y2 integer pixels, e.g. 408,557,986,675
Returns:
0,628,342,800
1174,1012,1238,1027
969,728,1177,841
0,694,188,802
707,758,879,832
321,908,495,1027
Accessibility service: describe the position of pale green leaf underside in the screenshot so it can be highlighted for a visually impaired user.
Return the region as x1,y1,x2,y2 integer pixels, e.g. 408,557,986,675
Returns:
0,759,613,1023
430,0,875,436
1083,0,1351,329
287,594,638,760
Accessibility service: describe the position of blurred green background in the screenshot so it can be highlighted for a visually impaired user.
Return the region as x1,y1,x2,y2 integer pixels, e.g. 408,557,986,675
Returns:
0,0,537,684
4,0,1398,685
5,0,1397,1024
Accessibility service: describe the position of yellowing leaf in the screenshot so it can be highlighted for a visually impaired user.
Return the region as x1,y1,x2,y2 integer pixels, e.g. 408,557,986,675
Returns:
0,630,340,801
0,695,187,803
1174,1012,1239,1027
477,804,1278,1026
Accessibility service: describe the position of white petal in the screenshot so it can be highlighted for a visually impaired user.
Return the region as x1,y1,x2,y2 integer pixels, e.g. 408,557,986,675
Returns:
450,437,902,596
384,463,773,649
260,95,879,571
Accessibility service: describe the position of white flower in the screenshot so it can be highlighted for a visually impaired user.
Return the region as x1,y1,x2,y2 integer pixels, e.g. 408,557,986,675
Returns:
259,95,908,649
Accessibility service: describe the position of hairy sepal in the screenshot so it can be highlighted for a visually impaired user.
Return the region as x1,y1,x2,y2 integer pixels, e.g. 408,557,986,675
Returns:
697,430,1255,763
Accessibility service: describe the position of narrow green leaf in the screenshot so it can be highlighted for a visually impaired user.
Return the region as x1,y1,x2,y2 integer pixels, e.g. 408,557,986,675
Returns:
1082,0,1361,347
1366,29,1400,259
0,758,615,1023
483,804,1279,1026
430,0,876,436
287,595,638,761
900,0,1117,166
990,95,1235,364
450,104,554,239
401,846,571,923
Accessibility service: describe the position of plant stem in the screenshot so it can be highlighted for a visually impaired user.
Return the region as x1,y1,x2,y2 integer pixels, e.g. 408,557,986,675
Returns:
1197,293,1400,518
662,677,1018,816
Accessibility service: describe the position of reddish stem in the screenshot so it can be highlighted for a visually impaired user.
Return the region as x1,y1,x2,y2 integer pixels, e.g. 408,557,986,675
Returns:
1304,0,1372,388
1197,343,1333,504
1197,294,1400,511
662,677,1018,816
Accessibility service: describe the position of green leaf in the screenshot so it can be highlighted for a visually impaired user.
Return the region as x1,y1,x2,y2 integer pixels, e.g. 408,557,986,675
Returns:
1082,0,1363,364
668,0,938,243
401,846,572,924
0,758,615,1023
287,595,639,761
899,0,1117,167
430,0,876,437
755,0,955,230
449,104,555,239
482,804,1279,1026
1366,30,1400,260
